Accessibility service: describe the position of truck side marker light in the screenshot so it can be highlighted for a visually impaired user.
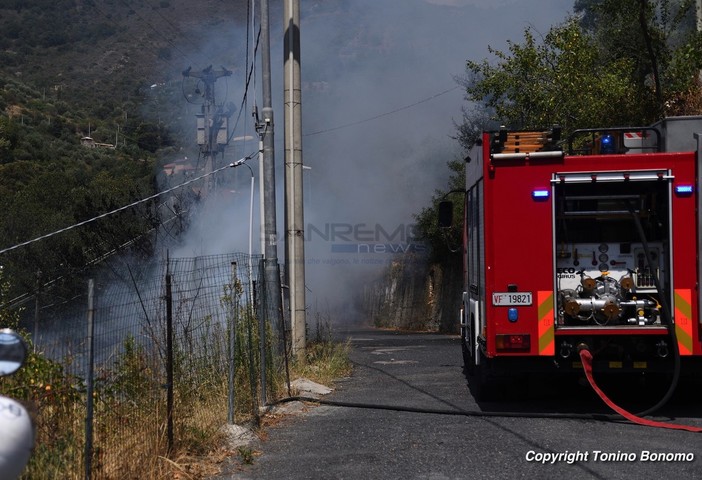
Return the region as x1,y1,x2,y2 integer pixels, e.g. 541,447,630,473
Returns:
532,189,549,201
675,185,693,196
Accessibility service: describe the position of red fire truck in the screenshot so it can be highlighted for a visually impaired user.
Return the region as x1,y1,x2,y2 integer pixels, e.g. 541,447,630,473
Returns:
440,116,702,401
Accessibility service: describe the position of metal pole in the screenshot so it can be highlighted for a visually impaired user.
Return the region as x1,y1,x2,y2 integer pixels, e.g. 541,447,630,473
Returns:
260,0,284,345
244,169,260,415
84,279,95,480
245,283,259,423
259,137,265,257
182,66,232,195
227,262,237,424
279,265,291,396
165,267,174,453
259,270,267,406
260,0,281,406
284,0,306,359
248,171,255,316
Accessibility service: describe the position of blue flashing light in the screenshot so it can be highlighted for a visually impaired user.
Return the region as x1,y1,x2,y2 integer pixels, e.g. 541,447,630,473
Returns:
532,189,550,201
675,185,694,196
600,134,616,154
508,308,518,322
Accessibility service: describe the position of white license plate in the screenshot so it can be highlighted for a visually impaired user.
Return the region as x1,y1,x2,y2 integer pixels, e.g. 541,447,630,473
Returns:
492,292,533,306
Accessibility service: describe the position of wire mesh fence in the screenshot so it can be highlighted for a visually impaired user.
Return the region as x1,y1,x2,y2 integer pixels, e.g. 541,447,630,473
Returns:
2,252,286,479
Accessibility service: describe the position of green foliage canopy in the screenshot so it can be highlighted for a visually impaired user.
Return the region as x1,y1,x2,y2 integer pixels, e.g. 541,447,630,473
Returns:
464,1,702,136
465,19,649,135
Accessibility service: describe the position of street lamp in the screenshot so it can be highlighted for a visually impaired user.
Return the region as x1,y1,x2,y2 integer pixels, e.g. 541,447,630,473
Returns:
234,135,264,256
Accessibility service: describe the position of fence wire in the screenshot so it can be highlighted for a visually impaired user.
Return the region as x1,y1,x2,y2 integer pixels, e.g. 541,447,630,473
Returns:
3,252,287,479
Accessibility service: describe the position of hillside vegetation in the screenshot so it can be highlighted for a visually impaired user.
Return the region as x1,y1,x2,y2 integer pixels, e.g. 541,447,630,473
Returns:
0,0,250,297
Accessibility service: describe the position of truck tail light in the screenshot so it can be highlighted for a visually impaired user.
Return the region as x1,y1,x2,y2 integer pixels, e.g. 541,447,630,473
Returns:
496,334,531,351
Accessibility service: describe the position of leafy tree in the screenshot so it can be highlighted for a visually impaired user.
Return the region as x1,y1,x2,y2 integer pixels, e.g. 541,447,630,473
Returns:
574,0,702,117
0,118,15,162
461,1,702,136
0,266,21,328
463,19,647,134
453,104,498,153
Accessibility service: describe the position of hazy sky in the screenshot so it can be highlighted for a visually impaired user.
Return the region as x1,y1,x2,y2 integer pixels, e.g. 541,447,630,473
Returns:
296,0,573,318
175,0,575,320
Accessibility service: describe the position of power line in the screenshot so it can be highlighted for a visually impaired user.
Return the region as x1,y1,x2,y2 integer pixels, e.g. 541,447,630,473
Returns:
303,86,461,137
229,26,262,143
0,155,257,257
84,0,261,147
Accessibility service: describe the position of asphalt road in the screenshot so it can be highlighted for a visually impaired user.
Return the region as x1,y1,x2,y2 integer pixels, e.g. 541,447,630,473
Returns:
220,328,702,480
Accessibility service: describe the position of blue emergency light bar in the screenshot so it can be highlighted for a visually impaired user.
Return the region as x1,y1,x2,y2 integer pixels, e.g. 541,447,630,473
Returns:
675,185,694,196
532,189,550,200
600,134,616,154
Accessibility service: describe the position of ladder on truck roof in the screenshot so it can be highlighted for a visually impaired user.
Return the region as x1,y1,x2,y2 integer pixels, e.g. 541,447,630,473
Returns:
490,126,563,161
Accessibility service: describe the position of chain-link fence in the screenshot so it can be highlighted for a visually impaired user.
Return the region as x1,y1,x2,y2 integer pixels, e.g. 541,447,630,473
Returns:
3,252,286,479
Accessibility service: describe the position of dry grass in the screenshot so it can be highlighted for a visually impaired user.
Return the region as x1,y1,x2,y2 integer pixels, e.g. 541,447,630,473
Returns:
166,337,352,479
9,312,351,479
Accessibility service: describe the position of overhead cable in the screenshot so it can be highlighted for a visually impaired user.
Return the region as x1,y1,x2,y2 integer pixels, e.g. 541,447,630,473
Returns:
304,86,461,137
0,155,257,257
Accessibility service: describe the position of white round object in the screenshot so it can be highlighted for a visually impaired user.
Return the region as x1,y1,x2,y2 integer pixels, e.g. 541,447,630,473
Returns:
0,395,34,479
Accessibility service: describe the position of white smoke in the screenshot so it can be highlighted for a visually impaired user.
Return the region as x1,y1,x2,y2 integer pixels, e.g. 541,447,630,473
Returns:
162,0,573,324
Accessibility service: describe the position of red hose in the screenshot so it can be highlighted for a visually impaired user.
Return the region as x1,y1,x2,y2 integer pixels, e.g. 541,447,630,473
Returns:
578,348,702,433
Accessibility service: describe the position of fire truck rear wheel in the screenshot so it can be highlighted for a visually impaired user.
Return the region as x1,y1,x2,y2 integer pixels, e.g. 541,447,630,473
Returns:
473,351,500,401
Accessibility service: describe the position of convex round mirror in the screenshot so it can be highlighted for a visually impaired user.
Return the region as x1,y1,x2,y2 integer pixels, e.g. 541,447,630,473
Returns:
0,329,27,376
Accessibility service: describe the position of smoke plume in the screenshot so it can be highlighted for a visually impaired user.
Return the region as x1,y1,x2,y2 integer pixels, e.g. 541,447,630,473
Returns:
163,0,572,325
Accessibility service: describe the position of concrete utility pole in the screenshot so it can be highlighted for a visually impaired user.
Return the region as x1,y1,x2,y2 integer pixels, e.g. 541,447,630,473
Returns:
258,0,284,382
182,65,232,194
284,0,306,359
260,0,279,271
